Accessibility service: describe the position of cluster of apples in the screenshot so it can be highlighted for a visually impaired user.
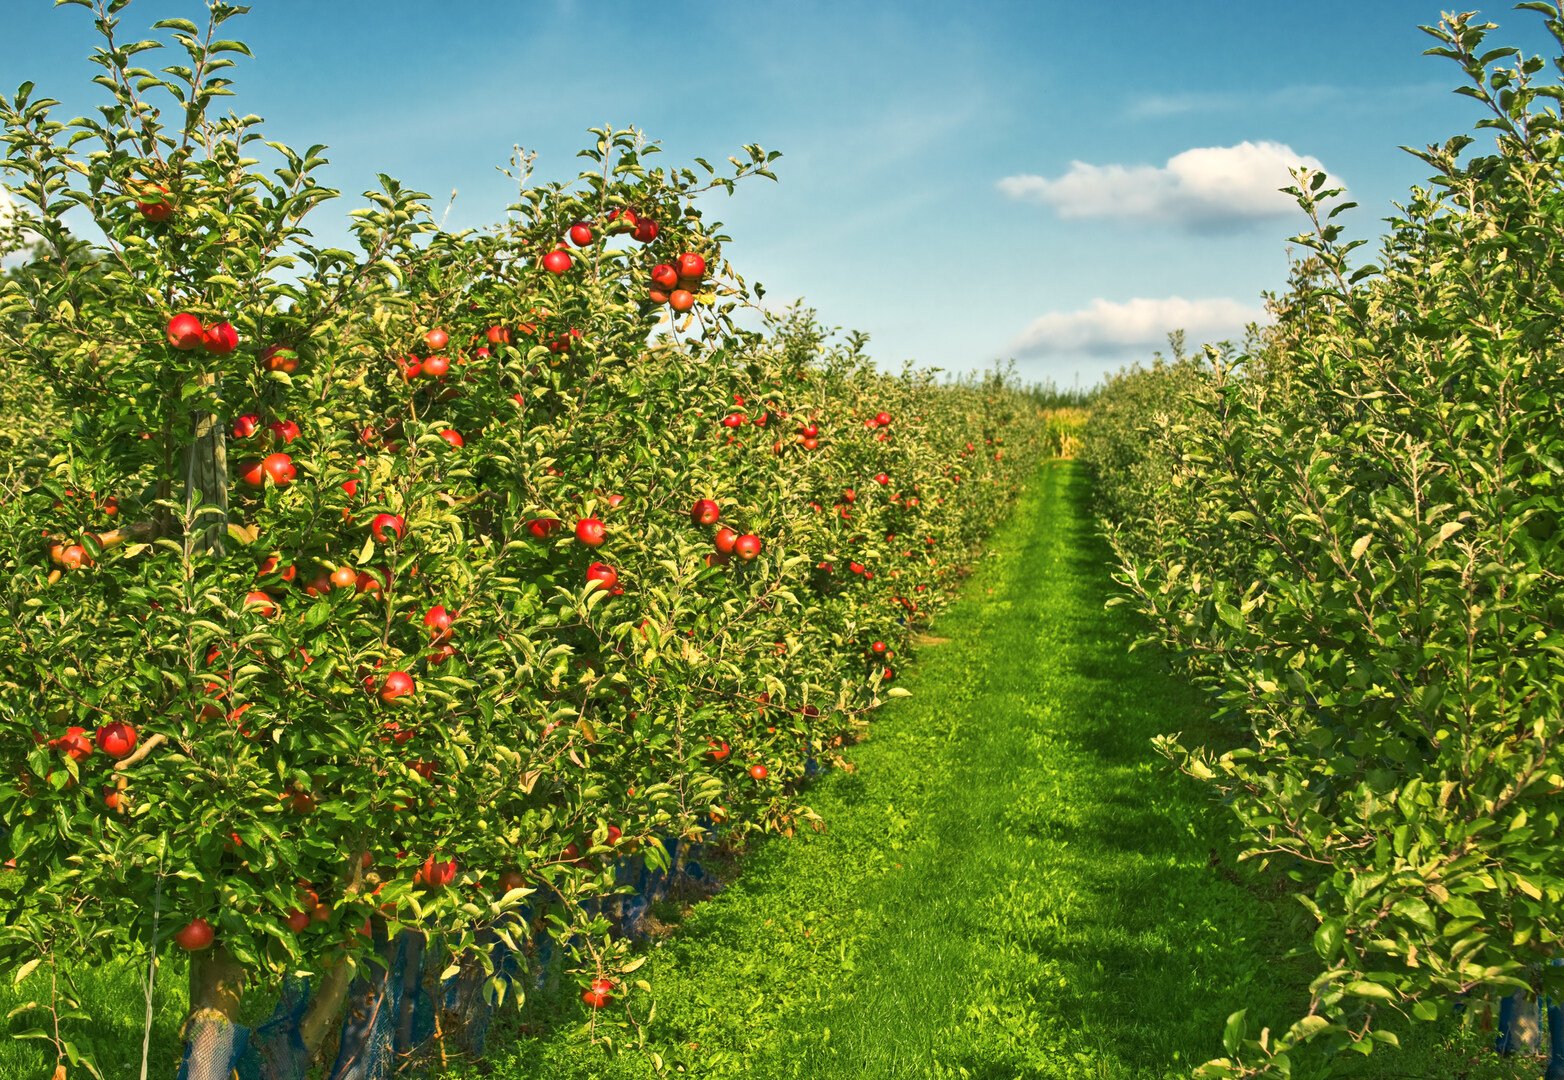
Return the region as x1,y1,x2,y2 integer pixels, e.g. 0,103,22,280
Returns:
649,252,708,313
46,721,138,765
690,498,763,565
165,311,238,355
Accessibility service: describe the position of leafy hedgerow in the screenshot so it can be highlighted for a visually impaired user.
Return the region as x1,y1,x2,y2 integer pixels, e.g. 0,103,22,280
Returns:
1087,5,1564,1077
0,1,1047,1074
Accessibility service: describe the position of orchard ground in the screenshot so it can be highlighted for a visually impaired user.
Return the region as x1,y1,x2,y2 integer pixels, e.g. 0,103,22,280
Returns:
448,460,1537,1080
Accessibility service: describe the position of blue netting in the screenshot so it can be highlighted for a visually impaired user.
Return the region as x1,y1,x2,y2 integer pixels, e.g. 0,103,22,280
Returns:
1495,986,1564,1078
175,835,720,1077
327,931,410,1080
238,974,313,1080
178,1012,248,1080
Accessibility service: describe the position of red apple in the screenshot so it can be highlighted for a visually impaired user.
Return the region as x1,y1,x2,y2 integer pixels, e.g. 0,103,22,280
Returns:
166,313,204,351
203,321,239,354
232,414,261,439
568,222,593,247
268,420,301,444
714,527,738,555
582,978,614,1009
691,499,721,526
676,252,707,279
585,562,619,593
50,726,93,762
632,218,659,243
94,721,137,760
371,513,405,543
733,534,762,561
244,590,277,617
417,854,457,888
542,249,572,274
651,264,679,289
575,517,606,546
421,355,450,378
174,917,215,952
423,605,455,640
424,328,450,351
379,671,415,704
669,289,694,313
261,344,299,373
748,764,769,780
438,429,464,449
706,739,731,763
136,184,173,221
261,453,295,486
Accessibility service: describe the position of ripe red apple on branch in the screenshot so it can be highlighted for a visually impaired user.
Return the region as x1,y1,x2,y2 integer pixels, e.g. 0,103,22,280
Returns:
585,562,620,595
371,514,405,543
379,671,415,704
94,721,137,760
733,534,762,561
203,321,238,354
135,183,173,221
261,343,299,373
174,918,215,952
165,313,204,351
582,978,614,1009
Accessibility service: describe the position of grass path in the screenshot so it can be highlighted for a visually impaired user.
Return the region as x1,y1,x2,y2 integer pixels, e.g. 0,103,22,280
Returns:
472,459,1531,1079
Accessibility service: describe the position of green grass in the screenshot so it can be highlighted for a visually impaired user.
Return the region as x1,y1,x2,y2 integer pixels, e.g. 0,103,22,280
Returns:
459,460,1538,1080
0,460,1540,1079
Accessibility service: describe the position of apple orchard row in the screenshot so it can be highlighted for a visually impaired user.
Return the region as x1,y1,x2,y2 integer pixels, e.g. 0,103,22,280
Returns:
0,15,1045,1060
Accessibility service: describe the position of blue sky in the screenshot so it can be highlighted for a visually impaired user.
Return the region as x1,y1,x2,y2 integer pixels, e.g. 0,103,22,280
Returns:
3,0,1556,385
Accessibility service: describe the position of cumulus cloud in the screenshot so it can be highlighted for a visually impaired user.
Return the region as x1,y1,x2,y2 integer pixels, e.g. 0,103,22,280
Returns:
1007,296,1266,359
997,141,1337,232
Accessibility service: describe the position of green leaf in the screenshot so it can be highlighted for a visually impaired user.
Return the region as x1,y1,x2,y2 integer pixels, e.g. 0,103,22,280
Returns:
1344,980,1397,1002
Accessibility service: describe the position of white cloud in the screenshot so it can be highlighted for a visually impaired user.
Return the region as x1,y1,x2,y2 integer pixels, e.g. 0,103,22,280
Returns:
1007,296,1266,359
997,141,1337,232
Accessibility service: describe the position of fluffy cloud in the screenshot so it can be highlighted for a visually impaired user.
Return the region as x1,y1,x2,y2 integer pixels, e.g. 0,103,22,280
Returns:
997,141,1336,231
1007,296,1266,359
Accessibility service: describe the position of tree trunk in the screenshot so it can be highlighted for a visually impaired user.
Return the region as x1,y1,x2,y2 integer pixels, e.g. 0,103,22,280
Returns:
183,392,228,557
179,945,247,1080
